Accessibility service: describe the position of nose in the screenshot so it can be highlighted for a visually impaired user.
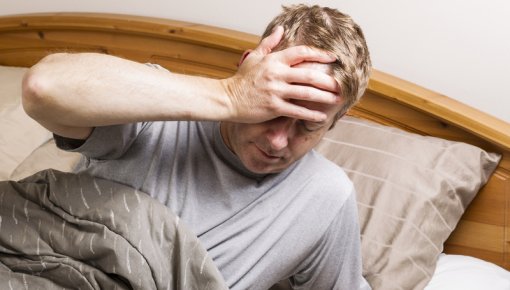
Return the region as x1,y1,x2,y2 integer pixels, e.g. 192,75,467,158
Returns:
266,118,293,151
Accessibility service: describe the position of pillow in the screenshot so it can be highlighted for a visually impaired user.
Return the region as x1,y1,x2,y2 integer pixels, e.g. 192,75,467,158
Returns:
424,254,510,290
0,65,27,111
10,138,82,180
0,65,53,180
315,116,501,290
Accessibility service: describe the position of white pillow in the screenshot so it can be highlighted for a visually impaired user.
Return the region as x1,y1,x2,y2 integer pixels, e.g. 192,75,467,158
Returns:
424,254,510,290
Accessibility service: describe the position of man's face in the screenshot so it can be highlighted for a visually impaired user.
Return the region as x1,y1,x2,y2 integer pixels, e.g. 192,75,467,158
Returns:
220,62,344,174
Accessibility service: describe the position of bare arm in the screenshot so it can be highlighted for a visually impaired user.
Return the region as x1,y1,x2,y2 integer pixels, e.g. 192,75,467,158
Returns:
22,26,340,140
22,53,232,139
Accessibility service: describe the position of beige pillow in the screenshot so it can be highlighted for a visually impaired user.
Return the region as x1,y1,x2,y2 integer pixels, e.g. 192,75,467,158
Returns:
10,138,82,180
0,65,28,111
0,65,53,180
315,116,501,290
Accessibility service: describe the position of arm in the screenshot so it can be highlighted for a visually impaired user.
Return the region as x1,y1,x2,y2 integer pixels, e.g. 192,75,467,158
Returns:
22,53,230,139
22,26,339,140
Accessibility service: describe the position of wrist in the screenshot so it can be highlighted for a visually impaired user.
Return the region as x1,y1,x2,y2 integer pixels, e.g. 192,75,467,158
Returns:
218,77,241,122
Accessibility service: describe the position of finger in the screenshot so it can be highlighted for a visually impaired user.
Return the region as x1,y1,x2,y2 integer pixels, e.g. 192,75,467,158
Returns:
282,84,342,105
255,26,284,55
283,67,340,94
274,45,336,66
277,101,328,122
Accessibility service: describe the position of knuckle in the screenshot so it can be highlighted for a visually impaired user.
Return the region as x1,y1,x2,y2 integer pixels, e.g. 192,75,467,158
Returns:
296,45,312,56
268,89,282,103
267,100,280,112
303,70,315,83
299,86,314,100
264,69,276,81
269,81,284,98
262,53,276,64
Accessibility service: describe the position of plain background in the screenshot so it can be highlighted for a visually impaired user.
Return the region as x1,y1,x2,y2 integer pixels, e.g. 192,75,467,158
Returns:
1,0,508,123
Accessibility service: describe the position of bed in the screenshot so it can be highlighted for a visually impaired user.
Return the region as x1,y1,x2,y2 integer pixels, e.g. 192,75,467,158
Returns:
0,13,509,290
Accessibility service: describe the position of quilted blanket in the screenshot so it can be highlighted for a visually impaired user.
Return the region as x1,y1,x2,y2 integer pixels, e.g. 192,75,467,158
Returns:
0,169,228,290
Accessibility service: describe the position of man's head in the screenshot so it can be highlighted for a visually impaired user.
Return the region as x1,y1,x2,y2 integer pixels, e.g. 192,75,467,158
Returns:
221,4,371,174
263,4,371,118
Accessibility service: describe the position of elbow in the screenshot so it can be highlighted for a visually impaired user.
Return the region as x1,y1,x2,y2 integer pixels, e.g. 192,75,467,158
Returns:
22,68,47,121
21,53,66,120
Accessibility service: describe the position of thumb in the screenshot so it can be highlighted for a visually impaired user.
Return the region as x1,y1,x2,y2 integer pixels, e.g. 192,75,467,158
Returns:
255,26,284,55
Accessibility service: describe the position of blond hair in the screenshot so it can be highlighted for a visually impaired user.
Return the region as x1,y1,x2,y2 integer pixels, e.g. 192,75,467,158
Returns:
263,4,371,118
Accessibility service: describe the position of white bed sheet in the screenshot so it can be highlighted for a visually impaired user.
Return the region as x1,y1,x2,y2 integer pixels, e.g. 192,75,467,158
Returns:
425,253,510,290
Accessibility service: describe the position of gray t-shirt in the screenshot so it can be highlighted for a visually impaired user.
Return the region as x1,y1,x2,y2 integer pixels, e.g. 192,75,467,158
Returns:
55,121,367,290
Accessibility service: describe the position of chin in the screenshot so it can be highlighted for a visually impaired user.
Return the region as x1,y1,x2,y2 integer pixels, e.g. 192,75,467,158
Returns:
239,145,293,174
244,159,290,175
251,167,281,175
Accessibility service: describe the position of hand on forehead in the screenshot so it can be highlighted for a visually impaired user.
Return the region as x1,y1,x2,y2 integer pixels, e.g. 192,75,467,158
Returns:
290,61,343,117
229,26,344,124
291,59,340,94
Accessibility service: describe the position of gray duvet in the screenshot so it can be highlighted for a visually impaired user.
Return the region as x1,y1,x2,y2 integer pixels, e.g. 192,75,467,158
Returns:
0,169,228,290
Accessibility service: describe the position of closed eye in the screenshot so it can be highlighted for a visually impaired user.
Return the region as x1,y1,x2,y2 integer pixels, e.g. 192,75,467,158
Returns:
298,120,325,132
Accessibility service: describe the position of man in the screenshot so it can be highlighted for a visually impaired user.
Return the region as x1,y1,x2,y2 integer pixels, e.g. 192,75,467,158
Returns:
22,4,371,290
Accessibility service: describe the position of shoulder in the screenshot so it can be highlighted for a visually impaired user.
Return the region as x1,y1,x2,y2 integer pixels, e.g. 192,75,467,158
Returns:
303,149,350,178
298,149,354,202
282,150,356,231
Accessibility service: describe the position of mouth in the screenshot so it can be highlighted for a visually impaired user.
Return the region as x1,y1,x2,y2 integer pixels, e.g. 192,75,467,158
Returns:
255,145,283,161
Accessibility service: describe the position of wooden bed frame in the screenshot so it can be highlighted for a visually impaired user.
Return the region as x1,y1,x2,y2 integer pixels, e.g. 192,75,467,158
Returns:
1,13,509,270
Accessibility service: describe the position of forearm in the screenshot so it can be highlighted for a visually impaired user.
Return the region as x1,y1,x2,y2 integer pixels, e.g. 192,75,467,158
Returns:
22,53,231,137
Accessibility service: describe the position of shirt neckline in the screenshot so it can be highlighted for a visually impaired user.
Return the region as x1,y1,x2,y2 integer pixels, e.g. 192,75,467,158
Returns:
212,122,268,181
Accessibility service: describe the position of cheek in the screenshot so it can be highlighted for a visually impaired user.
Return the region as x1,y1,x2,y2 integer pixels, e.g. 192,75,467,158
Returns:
232,124,265,145
304,129,327,143
303,135,314,142
290,132,324,154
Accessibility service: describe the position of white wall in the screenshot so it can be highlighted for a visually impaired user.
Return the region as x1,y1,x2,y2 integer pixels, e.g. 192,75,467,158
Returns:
1,0,508,122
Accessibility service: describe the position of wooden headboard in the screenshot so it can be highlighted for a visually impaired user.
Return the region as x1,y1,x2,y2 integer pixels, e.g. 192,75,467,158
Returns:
1,12,509,270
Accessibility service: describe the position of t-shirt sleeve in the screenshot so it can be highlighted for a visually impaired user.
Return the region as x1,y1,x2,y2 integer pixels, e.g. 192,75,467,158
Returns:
290,190,371,290
54,122,149,160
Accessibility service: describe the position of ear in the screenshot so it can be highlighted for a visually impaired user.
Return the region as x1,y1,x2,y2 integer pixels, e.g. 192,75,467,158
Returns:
238,49,253,67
